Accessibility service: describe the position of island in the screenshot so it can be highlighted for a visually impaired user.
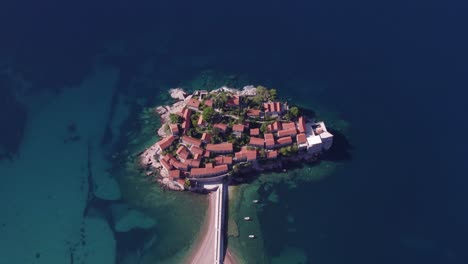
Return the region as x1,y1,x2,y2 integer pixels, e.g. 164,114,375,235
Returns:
139,85,333,263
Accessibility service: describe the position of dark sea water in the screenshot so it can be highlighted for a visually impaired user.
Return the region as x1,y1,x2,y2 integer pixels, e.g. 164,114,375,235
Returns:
1,0,468,263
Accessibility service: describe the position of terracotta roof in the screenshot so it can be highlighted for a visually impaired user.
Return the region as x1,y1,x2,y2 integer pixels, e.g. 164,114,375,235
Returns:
169,124,179,134
197,115,205,126
168,170,180,178
176,145,190,160
250,128,260,136
215,156,233,165
204,150,211,158
204,100,213,107
187,98,200,109
214,123,228,132
157,135,176,150
170,159,189,171
282,122,296,129
190,164,228,177
181,136,202,147
162,154,174,162
182,109,192,133
264,133,275,148
273,121,282,131
298,116,306,133
176,178,185,186
205,163,213,168
227,95,240,106
249,137,265,147
194,154,201,160
235,148,257,161
277,127,297,137
247,109,261,117
267,150,278,159
275,102,282,112
160,159,173,170
232,124,245,132
206,142,233,153
201,133,212,143
296,133,307,144
190,146,204,155
277,136,292,146
185,159,201,168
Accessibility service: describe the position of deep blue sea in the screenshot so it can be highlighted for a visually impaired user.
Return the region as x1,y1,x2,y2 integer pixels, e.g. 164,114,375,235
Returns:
1,0,467,263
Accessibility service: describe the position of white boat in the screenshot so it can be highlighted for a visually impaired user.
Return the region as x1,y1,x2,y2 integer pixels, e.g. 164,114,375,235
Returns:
252,200,259,203
248,235,256,239
244,217,251,221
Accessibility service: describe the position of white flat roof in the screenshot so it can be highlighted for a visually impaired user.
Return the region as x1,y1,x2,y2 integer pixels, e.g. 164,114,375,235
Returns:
320,131,333,139
307,135,322,146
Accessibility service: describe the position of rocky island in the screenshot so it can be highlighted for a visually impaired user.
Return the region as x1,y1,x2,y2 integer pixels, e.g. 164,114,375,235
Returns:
139,85,334,263
140,85,333,191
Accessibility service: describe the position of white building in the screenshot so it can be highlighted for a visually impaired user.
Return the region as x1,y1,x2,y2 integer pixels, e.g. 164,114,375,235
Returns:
305,121,333,154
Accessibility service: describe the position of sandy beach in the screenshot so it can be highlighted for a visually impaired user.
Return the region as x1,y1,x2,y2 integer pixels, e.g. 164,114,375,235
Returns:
187,190,239,264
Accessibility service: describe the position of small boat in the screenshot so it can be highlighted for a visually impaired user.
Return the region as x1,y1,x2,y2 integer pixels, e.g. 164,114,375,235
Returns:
248,235,256,239
244,217,251,221
252,200,259,203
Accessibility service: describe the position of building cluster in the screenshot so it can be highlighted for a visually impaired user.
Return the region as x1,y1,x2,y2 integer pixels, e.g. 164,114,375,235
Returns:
154,90,333,184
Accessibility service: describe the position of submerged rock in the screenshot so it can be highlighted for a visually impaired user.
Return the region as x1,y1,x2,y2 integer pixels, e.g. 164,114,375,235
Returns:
112,204,157,232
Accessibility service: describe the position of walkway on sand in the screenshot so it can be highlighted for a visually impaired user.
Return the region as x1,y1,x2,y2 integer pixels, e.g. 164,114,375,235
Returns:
189,183,226,264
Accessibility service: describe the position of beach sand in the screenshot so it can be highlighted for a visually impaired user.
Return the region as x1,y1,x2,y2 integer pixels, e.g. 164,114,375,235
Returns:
186,190,239,264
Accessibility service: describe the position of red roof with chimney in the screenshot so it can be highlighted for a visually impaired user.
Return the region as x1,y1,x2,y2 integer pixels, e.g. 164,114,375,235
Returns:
190,164,228,177
277,136,293,146
249,137,265,147
215,156,233,165
296,133,307,144
214,123,228,132
176,145,190,160
277,127,297,137
232,124,245,132
250,128,260,136
187,98,200,109
168,170,180,178
157,135,176,150
206,142,233,153
181,136,202,147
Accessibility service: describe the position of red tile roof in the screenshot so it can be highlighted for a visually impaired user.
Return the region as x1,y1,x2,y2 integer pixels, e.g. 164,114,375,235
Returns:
298,116,306,133
264,133,275,148
182,109,192,133
296,133,307,144
162,154,174,162
176,178,185,186
190,164,228,177
157,135,176,150
170,159,189,171
187,98,200,109
277,127,297,137
232,124,245,132
215,156,233,165
267,150,278,159
205,163,213,168
168,170,180,178
282,122,296,130
235,148,257,161
204,150,211,158
249,137,265,147
277,136,292,146
227,95,240,106
204,100,213,107
214,123,228,132
190,146,204,155
206,142,233,153
160,158,173,170
201,133,212,143
181,136,202,147
247,109,261,117
176,145,190,160
185,159,201,168
250,128,260,136
169,124,179,135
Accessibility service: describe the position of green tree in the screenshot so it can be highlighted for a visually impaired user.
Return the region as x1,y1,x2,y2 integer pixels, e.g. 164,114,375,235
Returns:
202,107,215,122
260,123,268,134
169,113,182,124
269,89,277,100
289,106,300,118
